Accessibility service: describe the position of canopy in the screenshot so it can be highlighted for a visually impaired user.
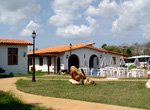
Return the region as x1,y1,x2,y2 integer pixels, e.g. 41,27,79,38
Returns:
134,57,140,67
110,57,114,66
100,57,108,67
82,57,88,67
120,57,126,67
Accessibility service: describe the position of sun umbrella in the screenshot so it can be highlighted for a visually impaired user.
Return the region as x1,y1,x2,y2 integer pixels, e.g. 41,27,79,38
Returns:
134,57,140,67
82,57,88,67
120,57,126,67
110,57,114,66
148,58,150,71
100,57,108,67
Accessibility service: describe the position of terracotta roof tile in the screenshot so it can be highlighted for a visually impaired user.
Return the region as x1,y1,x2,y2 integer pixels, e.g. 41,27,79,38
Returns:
85,46,108,53
0,39,33,45
28,42,95,55
28,42,123,56
107,50,124,56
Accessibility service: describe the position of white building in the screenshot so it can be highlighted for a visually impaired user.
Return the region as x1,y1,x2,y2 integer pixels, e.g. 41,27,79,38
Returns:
0,39,33,74
28,42,123,74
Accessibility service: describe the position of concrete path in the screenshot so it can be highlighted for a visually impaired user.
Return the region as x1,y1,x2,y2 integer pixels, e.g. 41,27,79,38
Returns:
0,77,144,110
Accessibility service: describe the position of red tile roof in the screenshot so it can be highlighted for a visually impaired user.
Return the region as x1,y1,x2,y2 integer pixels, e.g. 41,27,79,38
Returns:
0,39,33,45
28,42,95,55
28,42,124,56
120,56,127,59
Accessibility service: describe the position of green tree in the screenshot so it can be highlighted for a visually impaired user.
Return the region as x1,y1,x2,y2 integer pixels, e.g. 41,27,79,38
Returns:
101,44,107,49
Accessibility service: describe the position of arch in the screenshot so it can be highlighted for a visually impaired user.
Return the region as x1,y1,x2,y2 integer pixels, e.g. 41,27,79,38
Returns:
57,57,61,73
89,55,99,68
68,54,79,73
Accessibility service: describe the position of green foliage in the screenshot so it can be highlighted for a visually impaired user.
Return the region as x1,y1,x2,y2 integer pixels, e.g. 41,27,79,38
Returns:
101,44,121,53
0,91,53,110
0,67,5,73
101,44,107,49
101,41,150,57
126,47,132,57
9,72,14,77
128,65,135,70
16,79,150,109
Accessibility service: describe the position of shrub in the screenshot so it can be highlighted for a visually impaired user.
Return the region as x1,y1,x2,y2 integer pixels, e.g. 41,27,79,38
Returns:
0,67,5,73
9,72,14,77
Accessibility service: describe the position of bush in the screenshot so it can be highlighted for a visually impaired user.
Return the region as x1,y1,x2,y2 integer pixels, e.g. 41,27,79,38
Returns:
9,72,14,77
0,67,5,73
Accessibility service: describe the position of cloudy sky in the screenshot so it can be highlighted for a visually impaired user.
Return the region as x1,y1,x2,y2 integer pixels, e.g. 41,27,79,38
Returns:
0,0,150,50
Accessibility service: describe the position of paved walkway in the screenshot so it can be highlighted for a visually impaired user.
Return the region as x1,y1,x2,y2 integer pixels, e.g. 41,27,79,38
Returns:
0,77,145,110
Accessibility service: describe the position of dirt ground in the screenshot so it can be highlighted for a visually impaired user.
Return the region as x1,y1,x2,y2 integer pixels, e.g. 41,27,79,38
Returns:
0,77,145,110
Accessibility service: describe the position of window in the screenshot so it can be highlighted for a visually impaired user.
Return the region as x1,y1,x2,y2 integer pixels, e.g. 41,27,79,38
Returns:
8,48,18,65
112,57,116,64
39,57,43,66
29,58,32,65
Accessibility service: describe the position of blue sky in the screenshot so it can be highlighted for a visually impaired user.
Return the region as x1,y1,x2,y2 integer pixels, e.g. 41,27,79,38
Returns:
0,0,150,51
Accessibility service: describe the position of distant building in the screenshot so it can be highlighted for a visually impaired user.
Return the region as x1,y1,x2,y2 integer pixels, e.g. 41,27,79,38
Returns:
0,39,33,74
28,42,123,75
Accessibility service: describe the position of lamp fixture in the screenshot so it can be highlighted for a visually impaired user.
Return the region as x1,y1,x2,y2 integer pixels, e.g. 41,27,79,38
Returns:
23,52,26,57
32,30,36,39
65,52,68,59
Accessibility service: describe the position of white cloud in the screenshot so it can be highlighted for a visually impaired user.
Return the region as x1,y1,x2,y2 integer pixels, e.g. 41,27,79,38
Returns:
49,13,74,27
56,17,97,39
85,0,119,17
56,25,93,39
86,16,96,25
111,0,150,37
141,24,150,40
49,0,98,39
49,0,94,27
0,0,40,25
20,21,43,37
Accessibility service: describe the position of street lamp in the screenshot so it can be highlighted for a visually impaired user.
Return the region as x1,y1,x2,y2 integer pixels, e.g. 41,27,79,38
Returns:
122,46,125,67
144,48,145,69
69,43,72,56
32,30,36,82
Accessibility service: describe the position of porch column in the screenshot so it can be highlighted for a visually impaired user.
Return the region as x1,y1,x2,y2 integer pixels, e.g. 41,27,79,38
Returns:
47,56,50,75
54,56,56,74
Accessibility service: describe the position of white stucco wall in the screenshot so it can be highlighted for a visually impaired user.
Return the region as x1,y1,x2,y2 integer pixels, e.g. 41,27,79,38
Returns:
62,47,121,69
0,44,28,74
29,56,55,72
28,47,121,74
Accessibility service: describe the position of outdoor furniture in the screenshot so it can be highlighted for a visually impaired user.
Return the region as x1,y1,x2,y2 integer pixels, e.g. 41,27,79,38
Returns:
99,68,107,77
105,67,115,77
132,69,142,77
116,67,127,78
91,69,98,76
81,67,90,75
127,69,142,77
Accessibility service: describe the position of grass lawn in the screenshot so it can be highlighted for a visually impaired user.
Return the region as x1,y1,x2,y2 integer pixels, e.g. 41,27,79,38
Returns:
28,75,106,80
31,76,70,79
119,77,149,80
16,79,150,109
0,91,53,110
0,72,47,78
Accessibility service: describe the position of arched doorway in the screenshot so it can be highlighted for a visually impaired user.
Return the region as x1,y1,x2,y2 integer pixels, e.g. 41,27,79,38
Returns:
57,57,61,73
89,55,99,68
68,54,79,73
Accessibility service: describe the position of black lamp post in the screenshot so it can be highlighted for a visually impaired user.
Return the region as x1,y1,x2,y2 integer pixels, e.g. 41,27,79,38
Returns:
122,46,125,67
32,31,36,82
144,48,145,69
69,43,72,56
